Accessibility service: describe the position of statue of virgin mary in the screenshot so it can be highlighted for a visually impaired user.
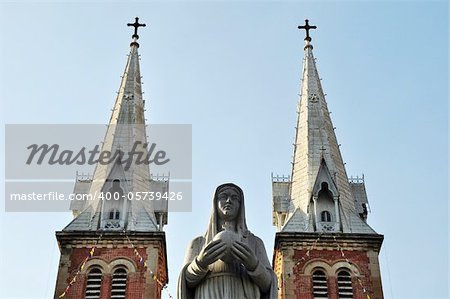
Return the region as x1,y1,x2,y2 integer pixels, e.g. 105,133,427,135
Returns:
177,183,277,299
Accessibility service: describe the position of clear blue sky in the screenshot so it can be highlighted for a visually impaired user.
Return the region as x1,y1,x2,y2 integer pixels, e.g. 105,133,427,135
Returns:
0,1,448,299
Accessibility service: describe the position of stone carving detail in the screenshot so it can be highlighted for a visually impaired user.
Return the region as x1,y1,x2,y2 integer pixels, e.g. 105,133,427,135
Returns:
318,222,338,232
104,220,121,229
309,93,319,103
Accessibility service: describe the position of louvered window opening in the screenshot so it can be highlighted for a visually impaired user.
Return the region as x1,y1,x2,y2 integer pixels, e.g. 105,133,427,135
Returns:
85,268,102,299
109,209,120,220
321,211,331,222
338,271,354,298
111,268,128,299
312,270,328,299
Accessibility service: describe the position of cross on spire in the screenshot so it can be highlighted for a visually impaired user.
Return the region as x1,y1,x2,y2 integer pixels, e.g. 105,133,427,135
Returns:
298,19,317,42
127,17,146,40
320,145,327,158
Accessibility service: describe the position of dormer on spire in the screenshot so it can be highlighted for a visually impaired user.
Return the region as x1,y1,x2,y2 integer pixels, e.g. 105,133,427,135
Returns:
311,158,341,232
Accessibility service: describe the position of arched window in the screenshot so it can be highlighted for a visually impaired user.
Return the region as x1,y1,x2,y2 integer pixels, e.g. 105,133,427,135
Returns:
84,267,102,299
111,267,128,299
321,210,332,222
312,269,328,298
109,209,120,220
110,179,124,199
337,270,354,298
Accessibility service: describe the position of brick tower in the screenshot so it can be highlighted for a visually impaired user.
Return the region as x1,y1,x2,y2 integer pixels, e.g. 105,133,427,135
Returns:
54,18,169,299
272,20,384,299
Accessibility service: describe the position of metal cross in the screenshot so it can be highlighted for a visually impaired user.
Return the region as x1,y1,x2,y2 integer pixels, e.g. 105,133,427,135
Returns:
127,17,146,39
298,19,317,41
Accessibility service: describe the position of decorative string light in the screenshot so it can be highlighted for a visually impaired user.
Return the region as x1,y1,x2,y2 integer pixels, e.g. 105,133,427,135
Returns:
124,233,174,299
58,234,103,298
286,233,372,299
58,232,173,299
294,233,323,266
332,235,371,299
278,233,323,290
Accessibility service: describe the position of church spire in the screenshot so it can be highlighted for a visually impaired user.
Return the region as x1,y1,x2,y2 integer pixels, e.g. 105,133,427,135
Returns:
272,21,384,299
274,20,376,234
54,19,169,299
66,18,166,232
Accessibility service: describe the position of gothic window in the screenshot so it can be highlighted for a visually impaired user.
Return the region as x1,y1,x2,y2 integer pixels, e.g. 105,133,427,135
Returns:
84,267,102,299
109,209,120,220
312,269,328,299
111,267,128,299
109,179,124,199
337,270,354,298
319,182,333,198
321,210,332,222
102,179,126,229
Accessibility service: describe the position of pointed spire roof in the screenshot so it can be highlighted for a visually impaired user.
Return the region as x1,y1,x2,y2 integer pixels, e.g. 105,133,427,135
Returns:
66,18,162,232
282,21,376,234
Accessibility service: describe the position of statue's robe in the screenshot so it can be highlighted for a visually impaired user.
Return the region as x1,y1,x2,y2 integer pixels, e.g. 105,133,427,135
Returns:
177,183,278,299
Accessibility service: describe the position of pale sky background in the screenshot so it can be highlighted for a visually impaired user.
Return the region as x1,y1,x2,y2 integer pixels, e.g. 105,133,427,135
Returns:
0,1,448,299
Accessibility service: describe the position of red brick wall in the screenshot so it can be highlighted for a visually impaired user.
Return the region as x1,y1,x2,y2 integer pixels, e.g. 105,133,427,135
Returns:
126,272,145,298
292,249,376,299
295,275,313,299
55,245,165,299
69,247,148,273
328,275,337,299
100,275,111,298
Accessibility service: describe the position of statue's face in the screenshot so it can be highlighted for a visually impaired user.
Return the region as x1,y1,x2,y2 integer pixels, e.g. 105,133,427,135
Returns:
217,187,241,221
